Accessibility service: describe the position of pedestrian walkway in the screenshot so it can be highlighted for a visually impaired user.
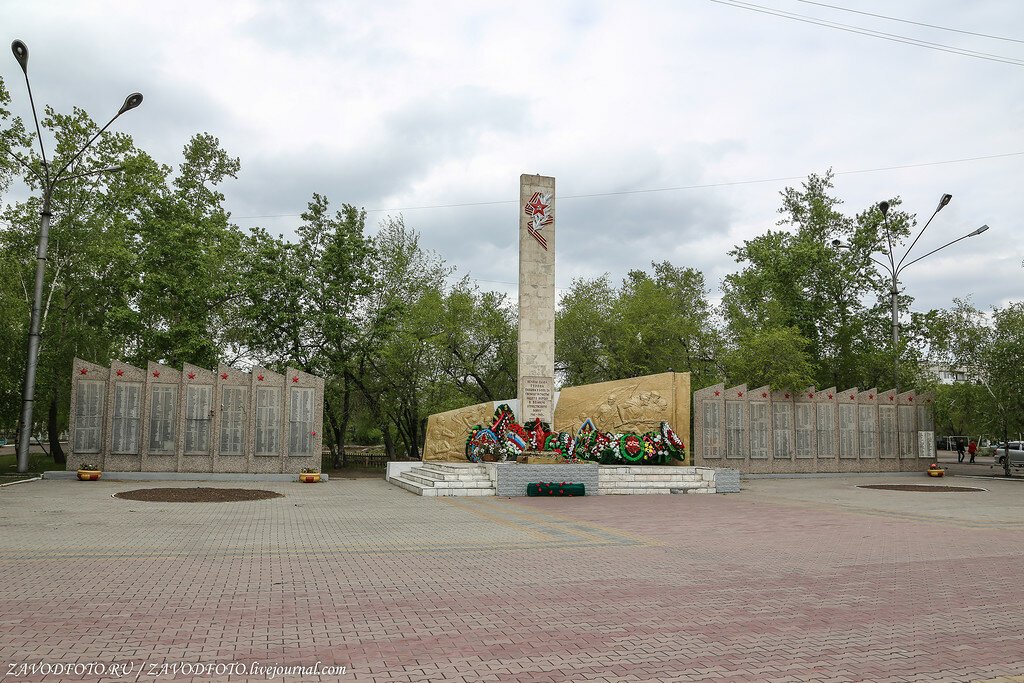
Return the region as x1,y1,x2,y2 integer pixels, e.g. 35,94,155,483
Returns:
1,474,1023,682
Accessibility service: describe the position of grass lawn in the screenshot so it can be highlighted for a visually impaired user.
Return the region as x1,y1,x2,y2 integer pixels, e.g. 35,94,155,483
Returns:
0,447,61,477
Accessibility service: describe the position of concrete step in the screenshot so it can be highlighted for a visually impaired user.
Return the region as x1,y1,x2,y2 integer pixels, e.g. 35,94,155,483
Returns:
405,467,492,484
423,463,488,474
402,471,492,489
391,475,494,497
598,474,703,483
600,488,673,495
599,466,700,475
598,479,706,488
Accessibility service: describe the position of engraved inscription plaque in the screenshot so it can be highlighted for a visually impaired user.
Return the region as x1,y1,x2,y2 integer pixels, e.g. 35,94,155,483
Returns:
149,385,177,454
185,385,213,454
255,387,281,456
898,405,916,459
816,402,835,458
702,401,722,459
725,400,745,459
879,405,897,458
112,382,142,454
520,375,554,424
750,401,769,459
772,402,793,460
74,380,105,454
219,386,248,456
839,404,856,459
288,387,315,456
795,404,814,459
858,405,876,459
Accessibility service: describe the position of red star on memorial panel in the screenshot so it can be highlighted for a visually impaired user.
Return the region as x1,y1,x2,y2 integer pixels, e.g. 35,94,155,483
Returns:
737,391,743,397
221,372,228,380
762,392,768,398
808,393,814,399
152,370,160,378
526,195,547,218
116,369,124,377
257,374,264,382
79,368,88,375
868,394,874,400
187,372,196,380
908,396,914,402
714,390,720,396
292,376,299,383
827,393,833,400
850,394,855,400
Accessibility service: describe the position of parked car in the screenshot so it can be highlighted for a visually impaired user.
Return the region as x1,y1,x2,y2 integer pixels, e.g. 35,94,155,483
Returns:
993,442,1024,469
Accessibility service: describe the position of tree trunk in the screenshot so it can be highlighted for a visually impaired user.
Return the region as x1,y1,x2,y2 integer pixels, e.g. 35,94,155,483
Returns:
1003,419,1011,477
382,425,396,460
48,395,66,465
324,397,343,469
339,381,351,468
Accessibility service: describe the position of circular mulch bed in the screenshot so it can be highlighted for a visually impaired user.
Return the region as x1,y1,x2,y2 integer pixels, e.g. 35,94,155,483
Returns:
114,487,283,503
858,484,985,493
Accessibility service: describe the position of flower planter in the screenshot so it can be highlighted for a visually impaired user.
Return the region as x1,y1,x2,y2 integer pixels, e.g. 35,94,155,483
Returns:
77,469,102,481
299,472,321,483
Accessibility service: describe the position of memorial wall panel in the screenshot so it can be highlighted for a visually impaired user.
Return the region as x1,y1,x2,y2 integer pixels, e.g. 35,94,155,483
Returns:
68,358,323,474
772,402,793,460
750,401,769,459
725,400,746,459
693,383,931,474
703,400,722,460
795,403,814,459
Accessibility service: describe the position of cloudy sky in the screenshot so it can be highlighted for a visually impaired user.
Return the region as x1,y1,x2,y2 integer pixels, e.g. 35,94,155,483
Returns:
3,0,1022,315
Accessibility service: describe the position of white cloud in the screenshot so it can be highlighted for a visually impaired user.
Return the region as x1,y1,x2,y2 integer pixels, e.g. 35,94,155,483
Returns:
3,0,1022,315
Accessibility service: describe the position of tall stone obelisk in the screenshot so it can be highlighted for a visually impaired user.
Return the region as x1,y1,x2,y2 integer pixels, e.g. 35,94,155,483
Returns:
518,174,556,426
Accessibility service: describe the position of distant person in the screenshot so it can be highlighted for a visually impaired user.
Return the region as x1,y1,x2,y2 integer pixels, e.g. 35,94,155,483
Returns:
956,440,966,463
968,440,978,463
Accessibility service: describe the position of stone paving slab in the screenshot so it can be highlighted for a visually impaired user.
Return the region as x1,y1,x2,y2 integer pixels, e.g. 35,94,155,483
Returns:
1,474,1022,682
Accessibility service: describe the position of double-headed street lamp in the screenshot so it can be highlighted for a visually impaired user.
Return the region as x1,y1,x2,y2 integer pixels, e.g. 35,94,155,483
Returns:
833,193,990,386
7,39,143,473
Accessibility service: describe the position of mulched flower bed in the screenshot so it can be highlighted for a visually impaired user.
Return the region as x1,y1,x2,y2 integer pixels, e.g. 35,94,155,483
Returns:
114,488,283,503
858,484,984,493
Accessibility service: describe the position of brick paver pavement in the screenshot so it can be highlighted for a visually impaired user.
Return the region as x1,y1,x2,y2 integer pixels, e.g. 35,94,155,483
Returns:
1,474,1023,682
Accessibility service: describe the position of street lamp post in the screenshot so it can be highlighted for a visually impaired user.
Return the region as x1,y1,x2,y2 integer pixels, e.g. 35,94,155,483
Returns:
832,193,990,388
8,39,142,474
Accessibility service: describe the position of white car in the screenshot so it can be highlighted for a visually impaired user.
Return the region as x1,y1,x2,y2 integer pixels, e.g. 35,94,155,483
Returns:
993,442,1024,469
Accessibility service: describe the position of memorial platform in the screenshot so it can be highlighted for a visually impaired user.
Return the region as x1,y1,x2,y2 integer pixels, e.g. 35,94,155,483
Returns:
386,461,738,496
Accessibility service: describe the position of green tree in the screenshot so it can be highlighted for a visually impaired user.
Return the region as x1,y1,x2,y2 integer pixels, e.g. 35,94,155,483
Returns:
233,194,371,466
130,133,245,368
721,171,922,391
348,216,451,459
930,298,1024,475
1,102,161,462
433,278,517,405
556,262,722,389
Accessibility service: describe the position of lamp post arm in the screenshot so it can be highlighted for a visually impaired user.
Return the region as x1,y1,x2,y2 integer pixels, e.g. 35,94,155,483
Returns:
897,206,941,273
50,112,124,185
896,228,988,278
56,165,124,185
16,71,50,187
3,147,44,183
868,255,893,274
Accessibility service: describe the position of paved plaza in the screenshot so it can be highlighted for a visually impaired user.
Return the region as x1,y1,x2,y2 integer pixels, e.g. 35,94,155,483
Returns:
2,474,1023,683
